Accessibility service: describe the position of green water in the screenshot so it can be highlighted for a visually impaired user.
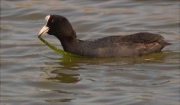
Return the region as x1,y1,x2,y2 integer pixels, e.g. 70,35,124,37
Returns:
38,35,77,56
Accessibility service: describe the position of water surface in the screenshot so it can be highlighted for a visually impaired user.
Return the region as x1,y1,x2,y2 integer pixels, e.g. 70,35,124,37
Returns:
1,0,180,105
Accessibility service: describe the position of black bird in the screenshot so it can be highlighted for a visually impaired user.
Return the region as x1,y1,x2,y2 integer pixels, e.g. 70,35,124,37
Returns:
39,15,170,58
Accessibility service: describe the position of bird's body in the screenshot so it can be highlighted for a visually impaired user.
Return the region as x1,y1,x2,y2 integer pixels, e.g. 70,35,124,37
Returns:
39,15,169,58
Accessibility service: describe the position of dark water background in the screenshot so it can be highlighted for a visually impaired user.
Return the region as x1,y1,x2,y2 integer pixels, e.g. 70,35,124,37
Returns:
1,0,180,105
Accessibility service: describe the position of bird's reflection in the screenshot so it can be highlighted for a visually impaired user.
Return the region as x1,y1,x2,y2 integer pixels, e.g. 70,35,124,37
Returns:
40,50,178,84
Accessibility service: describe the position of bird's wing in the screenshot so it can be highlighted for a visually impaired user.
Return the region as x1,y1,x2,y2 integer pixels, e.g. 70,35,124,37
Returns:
121,32,164,43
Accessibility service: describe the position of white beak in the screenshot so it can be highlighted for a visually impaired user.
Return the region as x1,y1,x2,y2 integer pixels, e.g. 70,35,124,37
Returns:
38,25,49,36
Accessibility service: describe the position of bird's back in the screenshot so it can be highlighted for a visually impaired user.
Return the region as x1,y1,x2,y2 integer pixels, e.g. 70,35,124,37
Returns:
72,32,168,57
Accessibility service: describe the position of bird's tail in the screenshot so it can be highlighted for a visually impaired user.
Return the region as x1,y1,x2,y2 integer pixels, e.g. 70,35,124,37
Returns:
164,41,171,46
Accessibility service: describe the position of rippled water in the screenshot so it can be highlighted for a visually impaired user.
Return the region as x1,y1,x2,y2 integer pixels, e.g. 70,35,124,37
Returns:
1,0,180,105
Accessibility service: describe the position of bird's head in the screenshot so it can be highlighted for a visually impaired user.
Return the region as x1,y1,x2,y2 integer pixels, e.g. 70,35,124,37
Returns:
39,15,76,39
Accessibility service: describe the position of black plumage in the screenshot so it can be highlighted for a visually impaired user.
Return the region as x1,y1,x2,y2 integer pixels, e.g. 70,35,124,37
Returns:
39,15,170,57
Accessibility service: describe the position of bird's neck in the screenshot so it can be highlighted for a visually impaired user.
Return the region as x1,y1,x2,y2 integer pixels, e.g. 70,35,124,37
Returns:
54,34,78,52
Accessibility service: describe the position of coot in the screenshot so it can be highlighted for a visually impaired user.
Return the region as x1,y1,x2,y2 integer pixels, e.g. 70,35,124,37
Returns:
39,15,169,57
